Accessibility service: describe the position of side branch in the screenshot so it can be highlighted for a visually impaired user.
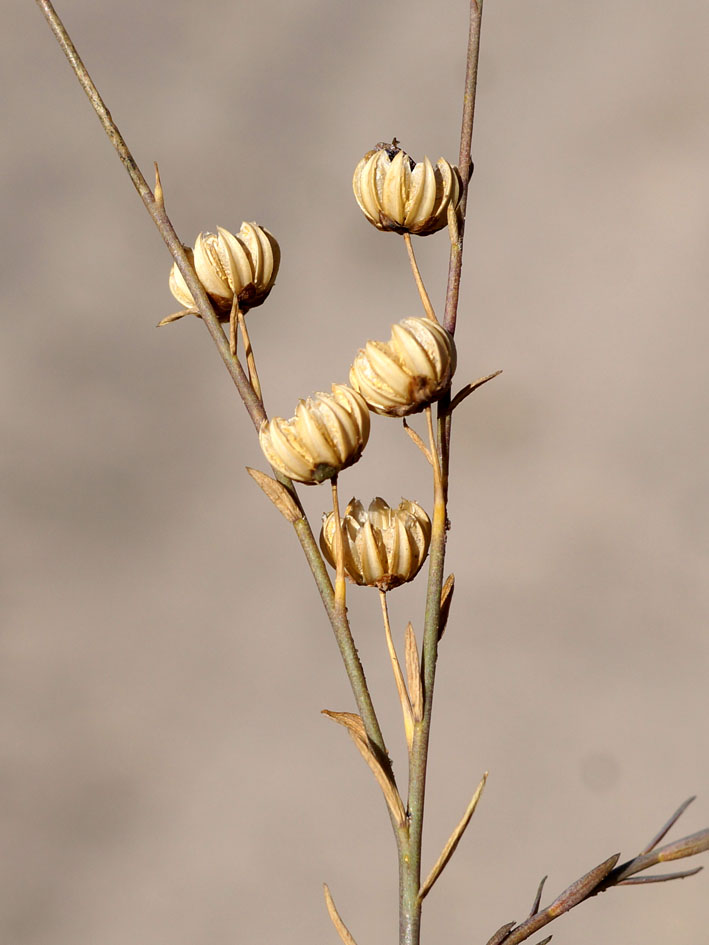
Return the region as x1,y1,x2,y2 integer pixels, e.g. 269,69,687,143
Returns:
484,799,708,945
35,0,264,428
35,0,394,793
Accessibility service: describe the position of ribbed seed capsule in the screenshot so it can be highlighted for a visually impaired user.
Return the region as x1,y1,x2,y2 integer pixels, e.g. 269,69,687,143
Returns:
168,223,280,317
352,145,461,235
258,385,370,485
349,317,457,417
320,498,432,590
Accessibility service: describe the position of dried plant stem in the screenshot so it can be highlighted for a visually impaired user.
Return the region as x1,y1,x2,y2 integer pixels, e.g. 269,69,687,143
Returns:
403,233,437,322
34,0,395,797
444,0,484,338
398,5,484,939
399,406,447,945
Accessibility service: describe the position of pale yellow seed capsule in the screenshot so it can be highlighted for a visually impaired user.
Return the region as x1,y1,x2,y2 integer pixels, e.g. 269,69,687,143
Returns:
168,222,280,318
349,317,457,417
352,144,461,236
258,385,370,485
320,498,432,590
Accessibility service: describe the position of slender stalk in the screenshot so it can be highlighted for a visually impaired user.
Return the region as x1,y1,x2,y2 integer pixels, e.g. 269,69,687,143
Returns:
236,307,263,402
443,0,484,338
399,8,485,940
331,477,347,614
34,0,394,785
400,406,447,945
380,589,414,750
403,233,437,322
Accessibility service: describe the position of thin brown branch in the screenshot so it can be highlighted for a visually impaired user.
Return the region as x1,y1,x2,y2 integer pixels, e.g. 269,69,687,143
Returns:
486,854,619,945
443,0,484,337
485,800,708,945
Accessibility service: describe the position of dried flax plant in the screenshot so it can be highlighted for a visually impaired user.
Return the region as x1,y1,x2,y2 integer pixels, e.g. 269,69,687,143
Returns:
34,1,708,944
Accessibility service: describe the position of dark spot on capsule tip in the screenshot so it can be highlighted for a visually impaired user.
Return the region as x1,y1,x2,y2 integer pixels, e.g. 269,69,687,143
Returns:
374,138,415,170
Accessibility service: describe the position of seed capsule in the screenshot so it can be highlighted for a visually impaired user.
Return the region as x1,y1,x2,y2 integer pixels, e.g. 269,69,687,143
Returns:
352,145,461,236
349,317,456,417
320,497,431,590
259,385,370,485
168,223,280,317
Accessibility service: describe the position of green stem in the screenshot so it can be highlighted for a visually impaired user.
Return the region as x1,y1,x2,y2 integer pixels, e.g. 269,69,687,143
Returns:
399,4,485,942
400,407,447,945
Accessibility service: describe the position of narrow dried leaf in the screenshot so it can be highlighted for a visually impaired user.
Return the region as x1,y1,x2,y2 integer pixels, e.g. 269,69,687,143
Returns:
531,937,552,945
419,772,488,901
405,623,423,722
323,883,359,945
403,419,433,465
246,467,301,523
656,828,709,863
547,853,620,917
616,828,709,882
618,866,703,885
641,796,696,854
530,876,547,916
153,161,164,210
439,574,455,640
322,710,406,827
484,921,516,945
449,370,503,413
321,710,367,742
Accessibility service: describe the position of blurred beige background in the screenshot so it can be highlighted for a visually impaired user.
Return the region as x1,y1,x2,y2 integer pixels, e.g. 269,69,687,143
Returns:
2,1,708,943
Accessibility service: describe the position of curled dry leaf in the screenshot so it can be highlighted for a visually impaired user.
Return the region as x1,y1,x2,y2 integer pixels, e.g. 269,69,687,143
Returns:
322,710,406,827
